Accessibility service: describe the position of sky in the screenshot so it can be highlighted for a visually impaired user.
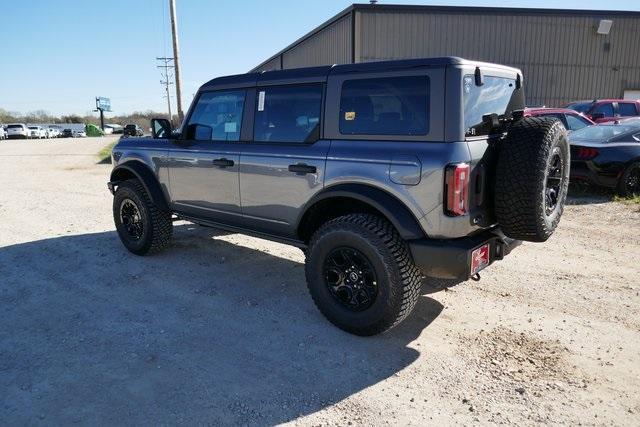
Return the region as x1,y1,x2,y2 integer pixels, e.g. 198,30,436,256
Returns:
1,0,639,118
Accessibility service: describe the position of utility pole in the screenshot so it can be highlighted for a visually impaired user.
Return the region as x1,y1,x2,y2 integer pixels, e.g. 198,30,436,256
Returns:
156,57,175,125
169,0,184,123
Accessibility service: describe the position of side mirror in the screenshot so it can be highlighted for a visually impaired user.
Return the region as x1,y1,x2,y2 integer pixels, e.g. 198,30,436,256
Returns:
590,112,605,121
151,118,172,139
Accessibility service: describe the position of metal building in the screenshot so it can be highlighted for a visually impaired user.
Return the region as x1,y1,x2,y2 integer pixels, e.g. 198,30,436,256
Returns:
250,4,640,107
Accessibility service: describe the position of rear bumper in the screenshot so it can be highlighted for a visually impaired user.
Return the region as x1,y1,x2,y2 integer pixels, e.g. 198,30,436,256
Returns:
408,229,521,280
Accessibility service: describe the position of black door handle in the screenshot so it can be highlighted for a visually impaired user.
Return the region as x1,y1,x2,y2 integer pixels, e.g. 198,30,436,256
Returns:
288,163,317,174
213,158,234,168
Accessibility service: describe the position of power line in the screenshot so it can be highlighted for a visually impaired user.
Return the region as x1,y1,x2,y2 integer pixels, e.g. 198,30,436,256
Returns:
156,57,175,125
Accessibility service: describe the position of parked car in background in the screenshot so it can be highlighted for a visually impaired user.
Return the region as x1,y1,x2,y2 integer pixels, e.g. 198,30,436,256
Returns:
6,124,30,139
73,129,87,138
564,99,640,123
524,107,594,132
0,126,6,140
61,128,74,138
47,127,61,138
123,124,144,137
27,126,46,139
569,118,640,195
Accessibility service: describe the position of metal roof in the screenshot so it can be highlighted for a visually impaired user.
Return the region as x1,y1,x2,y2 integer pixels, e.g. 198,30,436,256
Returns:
251,3,640,73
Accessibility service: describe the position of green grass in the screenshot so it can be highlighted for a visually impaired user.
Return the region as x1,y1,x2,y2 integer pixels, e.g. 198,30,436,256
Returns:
97,141,116,164
613,193,640,205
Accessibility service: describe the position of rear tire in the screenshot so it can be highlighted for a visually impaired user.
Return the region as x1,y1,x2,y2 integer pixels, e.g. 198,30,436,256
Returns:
494,117,570,242
113,179,172,255
617,162,640,196
305,214,421,336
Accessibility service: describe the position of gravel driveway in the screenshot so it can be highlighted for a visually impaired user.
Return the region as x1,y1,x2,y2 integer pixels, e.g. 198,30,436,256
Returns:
1,137,639,425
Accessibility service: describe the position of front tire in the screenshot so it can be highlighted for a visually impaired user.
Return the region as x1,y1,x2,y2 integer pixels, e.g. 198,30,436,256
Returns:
113,179,172,255
305,214,421,336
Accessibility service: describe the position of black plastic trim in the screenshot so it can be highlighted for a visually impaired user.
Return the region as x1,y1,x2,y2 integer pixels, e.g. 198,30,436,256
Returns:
298,183,426,241
109,162,169,211
409,228,521,280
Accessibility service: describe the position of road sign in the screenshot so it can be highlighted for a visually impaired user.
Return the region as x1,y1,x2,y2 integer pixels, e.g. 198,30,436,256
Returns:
95,97,112,112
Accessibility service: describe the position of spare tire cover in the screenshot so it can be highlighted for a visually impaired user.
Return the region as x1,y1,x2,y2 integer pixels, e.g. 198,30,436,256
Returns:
494,117,570,242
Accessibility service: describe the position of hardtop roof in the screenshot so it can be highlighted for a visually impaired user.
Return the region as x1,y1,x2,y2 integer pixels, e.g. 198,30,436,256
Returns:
200,57,520,91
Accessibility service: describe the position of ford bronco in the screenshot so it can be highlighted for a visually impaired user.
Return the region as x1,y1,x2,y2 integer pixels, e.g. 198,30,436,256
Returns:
108,57,569,335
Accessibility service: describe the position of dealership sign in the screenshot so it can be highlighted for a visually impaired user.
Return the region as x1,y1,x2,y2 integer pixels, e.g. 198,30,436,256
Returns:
95,97,112,112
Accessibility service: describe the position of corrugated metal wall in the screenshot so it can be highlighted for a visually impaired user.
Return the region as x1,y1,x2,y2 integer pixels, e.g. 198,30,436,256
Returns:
283,14,352,69
356,10,640,106
252,13,352,72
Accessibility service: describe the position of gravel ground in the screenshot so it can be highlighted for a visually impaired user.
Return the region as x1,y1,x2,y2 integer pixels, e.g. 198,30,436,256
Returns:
1,137,639,425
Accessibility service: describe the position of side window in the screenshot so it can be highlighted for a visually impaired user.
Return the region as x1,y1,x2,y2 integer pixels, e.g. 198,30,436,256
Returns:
253,84,323,143
619,103,639,116
565,114,591,131
592,103,614,117
339,76,429,136
186,90,245,141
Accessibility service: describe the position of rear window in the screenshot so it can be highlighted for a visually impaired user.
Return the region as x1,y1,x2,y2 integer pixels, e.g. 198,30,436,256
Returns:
7,125,23,129
339,76,429,136
463,75,518,137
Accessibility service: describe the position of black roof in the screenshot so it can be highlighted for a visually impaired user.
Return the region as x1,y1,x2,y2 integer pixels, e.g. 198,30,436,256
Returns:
200,57,518,90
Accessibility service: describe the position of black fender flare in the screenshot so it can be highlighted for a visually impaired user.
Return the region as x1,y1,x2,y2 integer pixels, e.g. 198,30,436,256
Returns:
109,161,169,211
297,183,426,241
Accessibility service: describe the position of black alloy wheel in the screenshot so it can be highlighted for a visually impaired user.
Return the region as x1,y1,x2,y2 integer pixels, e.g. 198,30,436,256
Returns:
323,247,378,312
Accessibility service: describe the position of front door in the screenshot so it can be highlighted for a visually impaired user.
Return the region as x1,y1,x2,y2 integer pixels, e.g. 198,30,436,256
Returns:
168,89,246,224
239,83,328,238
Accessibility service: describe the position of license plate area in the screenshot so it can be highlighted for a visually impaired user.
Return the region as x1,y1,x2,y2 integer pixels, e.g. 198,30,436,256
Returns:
470,243,490,275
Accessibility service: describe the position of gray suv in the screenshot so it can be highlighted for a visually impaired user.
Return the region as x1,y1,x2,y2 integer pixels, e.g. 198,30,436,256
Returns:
108,57,569,335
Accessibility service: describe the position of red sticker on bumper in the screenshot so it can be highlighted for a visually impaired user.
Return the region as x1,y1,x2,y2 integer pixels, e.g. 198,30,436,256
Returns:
471,244,490,275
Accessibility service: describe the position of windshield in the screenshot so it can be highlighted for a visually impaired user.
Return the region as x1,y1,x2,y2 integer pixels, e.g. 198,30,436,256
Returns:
8,125,23,129
570,124,639,141
565,102,592,114
463,75,522,137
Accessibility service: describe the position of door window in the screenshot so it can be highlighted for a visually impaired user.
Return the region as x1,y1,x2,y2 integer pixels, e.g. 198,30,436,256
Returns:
185,90,246,141
618,102,639,116
253,84,323,143
592,103,614,117
339,76,429,136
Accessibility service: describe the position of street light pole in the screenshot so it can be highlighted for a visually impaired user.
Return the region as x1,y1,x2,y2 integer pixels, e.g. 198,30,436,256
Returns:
169,0,184,124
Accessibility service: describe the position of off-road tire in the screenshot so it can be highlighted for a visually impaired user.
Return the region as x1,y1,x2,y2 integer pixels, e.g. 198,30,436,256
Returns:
494,117,570,242
305,214,422,336
617,162,640,196
113,179,172,255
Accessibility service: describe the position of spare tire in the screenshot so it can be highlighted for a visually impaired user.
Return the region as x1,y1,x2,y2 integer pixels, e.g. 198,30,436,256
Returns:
494,117,570,242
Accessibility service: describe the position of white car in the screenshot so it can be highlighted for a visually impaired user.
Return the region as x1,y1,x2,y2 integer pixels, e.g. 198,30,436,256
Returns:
47,127,61,138
0,126,6,140
27,126,46,139
6,123,30,139
73,129,87,138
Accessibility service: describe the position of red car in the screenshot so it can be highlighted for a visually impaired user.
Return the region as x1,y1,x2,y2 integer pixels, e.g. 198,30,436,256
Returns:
564,99,640,123
524,107,594,132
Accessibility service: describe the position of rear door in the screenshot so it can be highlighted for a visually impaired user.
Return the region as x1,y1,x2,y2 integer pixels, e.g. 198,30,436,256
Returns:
239,83,328,238
167,89,247,224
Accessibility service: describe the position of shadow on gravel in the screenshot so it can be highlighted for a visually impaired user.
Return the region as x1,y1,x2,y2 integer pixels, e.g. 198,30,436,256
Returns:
0,224,443,425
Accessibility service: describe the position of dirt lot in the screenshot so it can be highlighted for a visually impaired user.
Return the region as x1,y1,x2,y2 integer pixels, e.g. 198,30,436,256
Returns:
1,137,639,425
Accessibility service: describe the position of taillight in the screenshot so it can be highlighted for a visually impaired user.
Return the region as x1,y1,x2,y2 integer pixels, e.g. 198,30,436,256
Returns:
445,163,470,216
576,147,599,160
